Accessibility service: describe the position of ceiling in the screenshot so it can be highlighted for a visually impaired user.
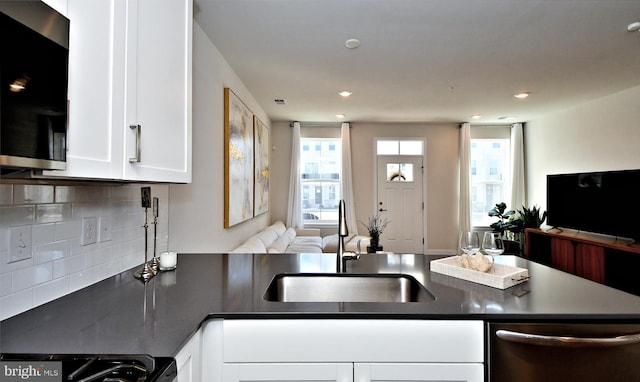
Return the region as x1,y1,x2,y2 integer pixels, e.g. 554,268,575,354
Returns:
194,0,640,124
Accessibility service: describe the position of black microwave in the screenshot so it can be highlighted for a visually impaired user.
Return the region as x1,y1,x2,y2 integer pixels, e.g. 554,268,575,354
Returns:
0,1,69,171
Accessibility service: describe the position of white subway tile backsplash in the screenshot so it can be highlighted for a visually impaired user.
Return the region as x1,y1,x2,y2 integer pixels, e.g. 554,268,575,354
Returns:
0,184,13,205
0,273,11,297
0,288,33,320
1,183,170,320
53,254,86,279
13,185,54,204
12,263,53,292
33,240,70,264
32,223,55,245
0,206,35,227
0,228,8,251
69,267,99,292
86,247,110,267
36,204,73,223
54,220,81,241
33,276,70,307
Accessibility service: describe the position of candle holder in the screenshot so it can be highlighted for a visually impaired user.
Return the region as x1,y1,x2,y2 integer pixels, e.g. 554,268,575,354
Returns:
150,197,160,273
135,187,156,282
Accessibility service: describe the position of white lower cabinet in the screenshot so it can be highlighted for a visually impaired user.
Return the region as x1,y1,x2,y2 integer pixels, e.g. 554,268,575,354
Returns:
203,319,484,382
175,328,202,382
355,363,483,382
222,362,483,382
223,363,352,382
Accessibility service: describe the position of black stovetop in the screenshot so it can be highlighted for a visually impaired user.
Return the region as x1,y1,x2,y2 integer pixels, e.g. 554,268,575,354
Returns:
0,354,176,382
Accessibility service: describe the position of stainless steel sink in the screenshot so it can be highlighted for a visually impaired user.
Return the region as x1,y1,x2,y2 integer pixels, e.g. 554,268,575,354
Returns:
263,273,435,303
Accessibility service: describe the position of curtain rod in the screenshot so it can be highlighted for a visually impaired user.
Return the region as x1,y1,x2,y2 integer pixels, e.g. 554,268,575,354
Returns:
289,122,345,127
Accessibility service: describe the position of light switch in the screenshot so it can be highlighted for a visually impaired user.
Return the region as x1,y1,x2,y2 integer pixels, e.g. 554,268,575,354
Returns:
9,226,32,263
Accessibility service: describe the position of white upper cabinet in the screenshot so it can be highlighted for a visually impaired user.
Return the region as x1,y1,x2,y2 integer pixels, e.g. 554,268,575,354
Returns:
122,0,192,182
44,0,192,183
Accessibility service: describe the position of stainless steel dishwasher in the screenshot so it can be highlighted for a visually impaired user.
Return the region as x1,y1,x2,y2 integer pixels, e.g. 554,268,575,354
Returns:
488,322,640,382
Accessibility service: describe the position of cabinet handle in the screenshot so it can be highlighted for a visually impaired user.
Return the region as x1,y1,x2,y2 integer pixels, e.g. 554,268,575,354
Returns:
129,124,141,163
496,329,640,348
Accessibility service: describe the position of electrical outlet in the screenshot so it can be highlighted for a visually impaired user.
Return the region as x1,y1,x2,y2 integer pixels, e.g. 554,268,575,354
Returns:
81,216,98,246
99,216,112,242
10,226,32,263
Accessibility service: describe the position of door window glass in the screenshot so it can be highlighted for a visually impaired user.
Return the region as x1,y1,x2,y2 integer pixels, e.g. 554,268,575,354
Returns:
386,163,414,182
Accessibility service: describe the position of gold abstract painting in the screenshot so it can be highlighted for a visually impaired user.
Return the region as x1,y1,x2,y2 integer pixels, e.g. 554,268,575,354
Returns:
224,88,254,227
254,116,269,215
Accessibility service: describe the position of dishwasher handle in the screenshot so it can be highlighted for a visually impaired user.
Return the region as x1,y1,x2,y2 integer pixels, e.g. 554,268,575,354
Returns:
496,329,640,348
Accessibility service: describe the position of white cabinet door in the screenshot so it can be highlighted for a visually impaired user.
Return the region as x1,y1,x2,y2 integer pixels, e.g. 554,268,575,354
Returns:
122,0,192,183
223,363,353,382
175,329,202,382
354,363,484,382
43,0,125,180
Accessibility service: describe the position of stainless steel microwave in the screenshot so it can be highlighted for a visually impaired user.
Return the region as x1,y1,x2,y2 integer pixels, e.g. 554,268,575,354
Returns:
0,1,69,171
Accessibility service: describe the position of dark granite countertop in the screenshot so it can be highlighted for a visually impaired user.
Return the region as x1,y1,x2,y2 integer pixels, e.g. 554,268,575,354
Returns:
3,253,640,358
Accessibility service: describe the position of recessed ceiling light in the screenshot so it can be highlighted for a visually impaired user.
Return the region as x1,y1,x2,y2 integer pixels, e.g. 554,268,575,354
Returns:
471,114,482,119
338,90,353,97
345,38,361,49
514,92,530,99
336,114,346,119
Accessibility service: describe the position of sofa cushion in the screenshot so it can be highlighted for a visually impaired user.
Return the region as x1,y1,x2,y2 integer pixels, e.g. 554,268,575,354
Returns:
284,227,297,242
286,240,323,253
230,237,267,253
270,221,287,236
322,234,371,253
252,226,280,248
267,234,292,254
286,236,323,253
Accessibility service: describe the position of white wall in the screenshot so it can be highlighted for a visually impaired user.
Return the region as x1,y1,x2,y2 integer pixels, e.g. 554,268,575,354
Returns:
168,23,271,253
525,85,640,211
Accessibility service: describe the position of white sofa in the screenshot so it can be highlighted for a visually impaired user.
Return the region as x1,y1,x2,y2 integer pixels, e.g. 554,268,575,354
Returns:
230,221,369,254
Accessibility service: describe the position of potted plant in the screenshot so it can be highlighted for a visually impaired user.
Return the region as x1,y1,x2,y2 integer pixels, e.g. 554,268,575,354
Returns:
359,214,391,253
488,202,518,236
488,203,547,256
488,202,523,255
518,205,547,230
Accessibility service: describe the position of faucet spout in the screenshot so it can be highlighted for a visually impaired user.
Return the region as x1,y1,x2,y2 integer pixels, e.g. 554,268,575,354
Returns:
336,199,359,272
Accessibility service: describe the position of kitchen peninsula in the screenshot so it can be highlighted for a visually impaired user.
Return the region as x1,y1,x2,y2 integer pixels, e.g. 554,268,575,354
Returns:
3,253,640,381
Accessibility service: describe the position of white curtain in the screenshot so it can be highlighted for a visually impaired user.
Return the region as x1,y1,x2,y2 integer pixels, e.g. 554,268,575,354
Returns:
341,122,358,235
458,123,472,232
510,123,526,211
286,122,303,228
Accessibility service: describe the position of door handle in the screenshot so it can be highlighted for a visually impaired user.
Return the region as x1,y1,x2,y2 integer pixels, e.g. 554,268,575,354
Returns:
379,208,387,212
496,329,640,348
129,124,141,163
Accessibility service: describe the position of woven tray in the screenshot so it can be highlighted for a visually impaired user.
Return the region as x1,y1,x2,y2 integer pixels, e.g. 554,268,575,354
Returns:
430,255,529,289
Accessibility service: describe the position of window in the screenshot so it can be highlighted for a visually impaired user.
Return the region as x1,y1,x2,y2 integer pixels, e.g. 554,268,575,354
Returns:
470,129,511,227
376,139,423,155
300,138,341,224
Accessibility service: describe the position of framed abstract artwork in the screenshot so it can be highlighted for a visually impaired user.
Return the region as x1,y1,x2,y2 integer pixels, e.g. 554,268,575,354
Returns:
224,88,254,227
254,116,269,216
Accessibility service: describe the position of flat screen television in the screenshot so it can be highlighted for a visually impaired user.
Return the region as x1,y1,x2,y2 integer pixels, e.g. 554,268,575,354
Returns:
547,169,640,242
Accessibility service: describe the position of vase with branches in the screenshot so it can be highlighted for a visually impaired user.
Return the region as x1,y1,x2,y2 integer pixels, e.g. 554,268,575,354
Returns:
359,214,390,253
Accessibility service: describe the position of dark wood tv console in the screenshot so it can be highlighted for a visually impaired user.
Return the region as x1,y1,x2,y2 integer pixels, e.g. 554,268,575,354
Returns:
526,228,640,296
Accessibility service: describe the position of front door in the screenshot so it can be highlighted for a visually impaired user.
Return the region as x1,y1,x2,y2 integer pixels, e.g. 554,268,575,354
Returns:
376,155,424,254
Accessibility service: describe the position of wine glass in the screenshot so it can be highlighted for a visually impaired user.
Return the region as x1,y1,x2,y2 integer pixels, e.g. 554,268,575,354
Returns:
482,232,505,258
459,231,480,256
